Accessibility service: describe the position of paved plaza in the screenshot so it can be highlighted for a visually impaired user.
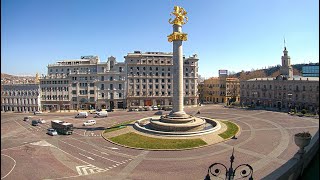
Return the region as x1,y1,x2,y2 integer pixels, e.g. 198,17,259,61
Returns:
1,104,319,180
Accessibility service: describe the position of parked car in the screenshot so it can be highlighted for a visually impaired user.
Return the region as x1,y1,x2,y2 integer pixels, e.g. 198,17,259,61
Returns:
83,120,96,126
47,128,58,136
31,120,39,126
37,118,46,124
33,111,42,115
106,109,114,112
75,112,88,118
152,106,159,111
23,116,31,121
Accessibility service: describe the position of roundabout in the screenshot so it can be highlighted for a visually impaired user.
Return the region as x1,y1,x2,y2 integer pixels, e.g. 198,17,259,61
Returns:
1,104,319,180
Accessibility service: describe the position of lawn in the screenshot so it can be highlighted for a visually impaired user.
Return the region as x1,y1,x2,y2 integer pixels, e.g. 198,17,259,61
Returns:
218,121,239,139
109,132,207,150
104,120,136,133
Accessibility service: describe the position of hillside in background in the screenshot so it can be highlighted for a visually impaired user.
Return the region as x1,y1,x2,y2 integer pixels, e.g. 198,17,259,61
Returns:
1,73,36,84
228,63,318,80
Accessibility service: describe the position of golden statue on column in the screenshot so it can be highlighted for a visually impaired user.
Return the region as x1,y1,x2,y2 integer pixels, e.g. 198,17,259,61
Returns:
168,6,188,25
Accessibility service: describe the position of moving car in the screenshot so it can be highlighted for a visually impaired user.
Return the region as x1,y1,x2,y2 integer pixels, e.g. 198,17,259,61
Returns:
33,111,42,115
75,112,88,118
83,120,96,126
47,128,58,136
94,111,108,118
37,118,46,124
31,120,39,126
23,116,31,121
152,106,159,111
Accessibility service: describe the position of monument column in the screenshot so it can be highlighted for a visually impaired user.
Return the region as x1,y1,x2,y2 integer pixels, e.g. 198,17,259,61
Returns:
168,6,188,117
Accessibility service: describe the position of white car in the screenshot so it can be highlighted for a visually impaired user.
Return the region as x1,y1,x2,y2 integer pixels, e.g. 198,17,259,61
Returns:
83,120,96,126
47,128,58,136
152,106,159,111
37,118,46,124
34,111,42,115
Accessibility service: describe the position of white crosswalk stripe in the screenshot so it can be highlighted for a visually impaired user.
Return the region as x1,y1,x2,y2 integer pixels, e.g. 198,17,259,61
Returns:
75,164,106,175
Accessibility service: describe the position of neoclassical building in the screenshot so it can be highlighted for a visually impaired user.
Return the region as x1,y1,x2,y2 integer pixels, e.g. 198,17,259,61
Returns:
1,83,41,112
40,55,126,111
240,47,319,112
124,51,199,107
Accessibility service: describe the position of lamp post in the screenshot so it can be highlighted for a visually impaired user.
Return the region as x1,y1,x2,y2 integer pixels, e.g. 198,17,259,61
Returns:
205,148,254,180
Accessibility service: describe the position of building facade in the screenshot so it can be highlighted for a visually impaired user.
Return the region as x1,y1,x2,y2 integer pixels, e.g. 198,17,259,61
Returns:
240,47,319,112
1,83,41,112
302,63,319,77
201,70,240,104
124,51,199,107
40,55,126,111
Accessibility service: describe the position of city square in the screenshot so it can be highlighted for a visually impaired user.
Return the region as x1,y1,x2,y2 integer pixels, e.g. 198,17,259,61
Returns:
1,1,318,180
1,105,319,179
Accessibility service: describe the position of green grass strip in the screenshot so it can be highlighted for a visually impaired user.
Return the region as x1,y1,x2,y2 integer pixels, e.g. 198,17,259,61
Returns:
218,121,239,139
104,120,136,133
109,132,207,150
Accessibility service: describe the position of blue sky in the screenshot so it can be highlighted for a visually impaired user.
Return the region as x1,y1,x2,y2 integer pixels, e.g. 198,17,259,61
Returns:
1,0,319,77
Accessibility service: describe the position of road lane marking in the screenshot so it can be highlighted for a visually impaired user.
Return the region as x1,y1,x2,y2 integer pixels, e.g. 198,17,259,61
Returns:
78,153,94,160
75,164,106,176
1,154,16,180
58,140,120,163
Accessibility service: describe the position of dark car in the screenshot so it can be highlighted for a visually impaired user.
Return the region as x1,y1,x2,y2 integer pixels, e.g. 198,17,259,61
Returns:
32,120,39,126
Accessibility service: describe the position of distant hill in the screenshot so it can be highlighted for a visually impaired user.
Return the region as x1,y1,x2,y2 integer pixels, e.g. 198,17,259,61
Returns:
1,73,36,84
228,63,318,80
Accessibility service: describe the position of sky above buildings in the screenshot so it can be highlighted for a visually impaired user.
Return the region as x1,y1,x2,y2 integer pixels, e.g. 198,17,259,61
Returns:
1,0,319,77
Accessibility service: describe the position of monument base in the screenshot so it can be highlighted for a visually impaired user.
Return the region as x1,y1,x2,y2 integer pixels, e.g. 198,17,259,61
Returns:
149,112,206,132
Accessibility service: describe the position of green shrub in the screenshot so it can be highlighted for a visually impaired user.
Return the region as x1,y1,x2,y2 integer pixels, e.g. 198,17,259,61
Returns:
301,109,307,114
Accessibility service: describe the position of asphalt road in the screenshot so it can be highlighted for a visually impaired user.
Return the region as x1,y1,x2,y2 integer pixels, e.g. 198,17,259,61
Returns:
1,105,319,180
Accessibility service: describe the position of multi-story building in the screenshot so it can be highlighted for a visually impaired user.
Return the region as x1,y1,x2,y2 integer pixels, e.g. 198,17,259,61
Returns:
96,56,126,109
40,55,126,111
201,70,240,104
124,51,199,107
1,82,41,112
302,63,319,77
240,47,319,112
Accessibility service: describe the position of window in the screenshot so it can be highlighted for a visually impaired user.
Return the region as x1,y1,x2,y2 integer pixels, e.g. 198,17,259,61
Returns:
119,93,122,98
90,90,94,94
119,84,122,90
110,84,113,90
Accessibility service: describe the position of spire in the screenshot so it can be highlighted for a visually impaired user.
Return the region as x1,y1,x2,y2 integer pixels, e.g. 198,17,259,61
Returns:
283,36,286,50
35,72,40,84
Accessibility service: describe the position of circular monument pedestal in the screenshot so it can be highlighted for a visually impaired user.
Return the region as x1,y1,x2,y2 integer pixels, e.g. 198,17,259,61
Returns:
150,115,206,132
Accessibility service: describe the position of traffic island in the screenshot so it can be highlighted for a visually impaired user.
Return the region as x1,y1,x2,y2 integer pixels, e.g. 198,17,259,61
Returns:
102,119,240,150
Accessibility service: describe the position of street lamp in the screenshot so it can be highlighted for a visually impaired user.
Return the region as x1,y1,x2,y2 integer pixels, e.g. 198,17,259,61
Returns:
204,148,254,180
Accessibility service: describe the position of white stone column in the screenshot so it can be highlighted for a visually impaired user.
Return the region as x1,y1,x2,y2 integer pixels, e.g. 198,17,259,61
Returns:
171,24,186,117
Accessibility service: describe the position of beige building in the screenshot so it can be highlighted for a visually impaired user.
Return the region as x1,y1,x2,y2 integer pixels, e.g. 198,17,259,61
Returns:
1,83,41,112
201,71,240,104
240,47,319,112
40,55,126,111
124,51,199,107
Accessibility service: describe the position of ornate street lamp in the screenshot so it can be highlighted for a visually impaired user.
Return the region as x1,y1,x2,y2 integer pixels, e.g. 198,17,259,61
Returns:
204,148,254,180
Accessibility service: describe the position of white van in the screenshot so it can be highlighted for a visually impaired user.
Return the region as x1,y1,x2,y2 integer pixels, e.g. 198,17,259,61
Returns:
94,111,108,118
83,120,96,126
75,112,88,118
